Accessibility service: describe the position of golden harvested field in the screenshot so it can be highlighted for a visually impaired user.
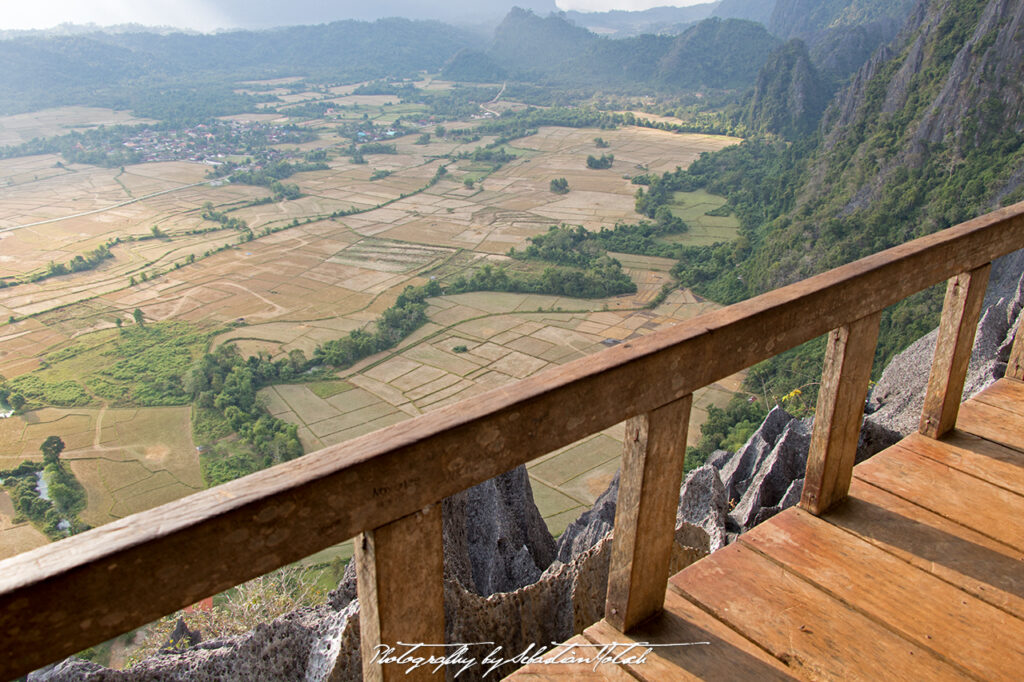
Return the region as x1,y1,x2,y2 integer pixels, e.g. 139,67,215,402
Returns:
0,116,743,541
0,405,200,558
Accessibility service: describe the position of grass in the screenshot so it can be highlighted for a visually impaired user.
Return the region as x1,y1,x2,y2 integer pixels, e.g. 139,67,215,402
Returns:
663,189,741,246
3,322,215,410
307,380,354,399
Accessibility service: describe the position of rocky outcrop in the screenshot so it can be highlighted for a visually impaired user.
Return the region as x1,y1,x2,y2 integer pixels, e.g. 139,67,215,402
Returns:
443,465,556,596
868,250,1024,435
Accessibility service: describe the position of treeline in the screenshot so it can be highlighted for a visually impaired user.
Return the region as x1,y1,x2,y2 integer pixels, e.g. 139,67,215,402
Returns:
445,106,739,145
201,203,251,232
313,281,439,368
513,218,688,266
225,160,328,186
0,19,476,119
185,345,306,485
447,260,636,299
0,124,148,166
27,241,115,283
456,146,517,168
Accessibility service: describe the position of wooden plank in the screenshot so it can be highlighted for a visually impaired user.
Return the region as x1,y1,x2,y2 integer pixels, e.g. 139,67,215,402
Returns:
839,478,1024,619
959,378,1024,452
670,537,965,681
356,504,444,682
970,376,1024,416
800,313,880,515
740,508,1024,681
587,590,796,681
504,635,638,681
2,203,1024,677
855,445,1024,551
1006,317,1024,381
920,265,992,438
899,430,1024,497
606,396,691,632
956,398,1024,453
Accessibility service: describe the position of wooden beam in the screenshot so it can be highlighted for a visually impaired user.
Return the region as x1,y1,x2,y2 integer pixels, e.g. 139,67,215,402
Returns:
919,264,991,438
356,504,444,682
1005,312,1024,381
1,203,1024,678
605,395,691,632
800,312,881,515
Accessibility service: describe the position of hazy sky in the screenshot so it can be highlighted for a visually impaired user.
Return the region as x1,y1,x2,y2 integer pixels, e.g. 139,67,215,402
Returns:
3,0,710,31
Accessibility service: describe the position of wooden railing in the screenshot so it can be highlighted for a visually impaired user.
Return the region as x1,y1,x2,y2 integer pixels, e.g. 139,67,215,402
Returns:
3,203,1024,680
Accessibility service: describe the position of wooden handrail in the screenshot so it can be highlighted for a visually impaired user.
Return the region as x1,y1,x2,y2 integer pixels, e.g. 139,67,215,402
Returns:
2,202,1024,679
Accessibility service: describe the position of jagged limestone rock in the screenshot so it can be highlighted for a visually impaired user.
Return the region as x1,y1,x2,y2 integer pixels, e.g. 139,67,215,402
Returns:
443,464,555,596
554,470,618,564
677,465,729,552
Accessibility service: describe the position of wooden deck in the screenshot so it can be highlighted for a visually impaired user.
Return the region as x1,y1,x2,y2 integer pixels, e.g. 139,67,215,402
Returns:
509,378,1024,681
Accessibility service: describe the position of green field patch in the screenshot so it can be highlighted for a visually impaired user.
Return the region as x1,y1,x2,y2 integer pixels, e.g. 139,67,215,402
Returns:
308,381,354,399
271,385,339,424
543,507,586,539
308,403,400,439
325,387,387,412
528,434,621,486
663,190,741,247
403,344,481,377
5,322,214,410
319,412,408,446
528,479,583,520
606,251,678,271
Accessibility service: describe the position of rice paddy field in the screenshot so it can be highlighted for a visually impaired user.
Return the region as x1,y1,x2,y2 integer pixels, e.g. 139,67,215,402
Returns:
0,94,746,557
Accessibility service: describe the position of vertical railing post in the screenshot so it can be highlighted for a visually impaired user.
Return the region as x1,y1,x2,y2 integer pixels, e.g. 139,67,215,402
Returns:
1006,313,1024,380
919,264,991,439
800,312,881,515
605,395,691,632
356,504,444,682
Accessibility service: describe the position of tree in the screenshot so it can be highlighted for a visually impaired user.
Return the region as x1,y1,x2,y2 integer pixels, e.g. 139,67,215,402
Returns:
133,308,145,326
40,436,65,467
550,177,570,194
8,393,24,411
115,318,123,329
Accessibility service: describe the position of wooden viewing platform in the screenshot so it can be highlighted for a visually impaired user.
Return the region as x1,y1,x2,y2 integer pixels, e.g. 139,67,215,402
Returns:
3,204,1024,681
510,377,1024,680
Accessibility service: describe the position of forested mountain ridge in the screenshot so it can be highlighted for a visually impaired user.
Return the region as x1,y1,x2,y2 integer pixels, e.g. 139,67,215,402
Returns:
742,39,830,139
670,0,1024,297
769,0,917,82
0,19,481,116
651,0,1024,416
488,10,780,91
